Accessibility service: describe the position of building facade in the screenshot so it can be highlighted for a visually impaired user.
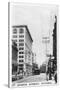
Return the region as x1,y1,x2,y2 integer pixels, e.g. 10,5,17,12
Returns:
12,41,18,81
32,53,36,64
12,25,33,77
46,16,57,81
53,16,57,73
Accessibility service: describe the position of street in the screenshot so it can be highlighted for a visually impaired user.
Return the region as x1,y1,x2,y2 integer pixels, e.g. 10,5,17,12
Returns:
16,73,47,83
12,73,56,87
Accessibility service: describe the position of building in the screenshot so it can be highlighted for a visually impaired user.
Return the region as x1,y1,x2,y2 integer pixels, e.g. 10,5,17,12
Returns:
12,25,33,77
46,16,57,80
32,53,36,64
53,16,57,72
12,41,18,81
49,16,57,76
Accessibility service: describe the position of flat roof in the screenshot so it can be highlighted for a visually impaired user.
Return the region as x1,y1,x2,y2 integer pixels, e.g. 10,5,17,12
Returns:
12,25,33,42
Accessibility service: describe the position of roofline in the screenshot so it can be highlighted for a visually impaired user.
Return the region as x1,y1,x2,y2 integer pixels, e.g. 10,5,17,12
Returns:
12,25,33,42
12,25,27,28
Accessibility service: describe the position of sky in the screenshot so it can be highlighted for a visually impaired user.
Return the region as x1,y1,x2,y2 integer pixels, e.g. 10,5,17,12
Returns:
10,3,58,67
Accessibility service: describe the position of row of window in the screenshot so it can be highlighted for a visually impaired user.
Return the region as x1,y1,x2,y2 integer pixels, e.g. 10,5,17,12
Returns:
13,28,24,34
19,35,24,38
19,56,24,58
19,43,24,46
13,35,24,38
19,64,23,67
12,39,24,42
19,52,24,54
19,60,23,62
19,39,24,42
19,47,24,50
13,35,17,38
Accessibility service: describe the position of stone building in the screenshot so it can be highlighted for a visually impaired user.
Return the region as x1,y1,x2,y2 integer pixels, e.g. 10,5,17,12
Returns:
12,25,33,77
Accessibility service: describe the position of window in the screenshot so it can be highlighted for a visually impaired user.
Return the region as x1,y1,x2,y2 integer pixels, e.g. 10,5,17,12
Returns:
19,35,24,38
19,43,24,46
19,60,23,62
19,56,24,58
13,28,17,34
19,52,24,54
13,35,17,38
19,64,23,67
19,39,24,42
19,28,24,33
19,47,24,50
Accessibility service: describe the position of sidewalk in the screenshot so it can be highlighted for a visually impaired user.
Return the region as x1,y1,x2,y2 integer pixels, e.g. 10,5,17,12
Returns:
41,79,56,84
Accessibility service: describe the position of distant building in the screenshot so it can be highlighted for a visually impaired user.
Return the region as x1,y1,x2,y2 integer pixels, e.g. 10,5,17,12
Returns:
12,25,33,76
32,53,36,63
40,62,46,73
12,41,18,81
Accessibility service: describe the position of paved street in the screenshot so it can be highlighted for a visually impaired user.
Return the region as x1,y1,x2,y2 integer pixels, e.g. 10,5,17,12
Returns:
12,73,55,86
16,73,47,83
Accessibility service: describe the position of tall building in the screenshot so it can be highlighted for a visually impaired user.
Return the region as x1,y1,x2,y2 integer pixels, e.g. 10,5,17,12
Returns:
12,25,33,76
53,16,57,73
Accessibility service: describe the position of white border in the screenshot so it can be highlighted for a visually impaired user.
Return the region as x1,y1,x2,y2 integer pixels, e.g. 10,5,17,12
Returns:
0,0,60,89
